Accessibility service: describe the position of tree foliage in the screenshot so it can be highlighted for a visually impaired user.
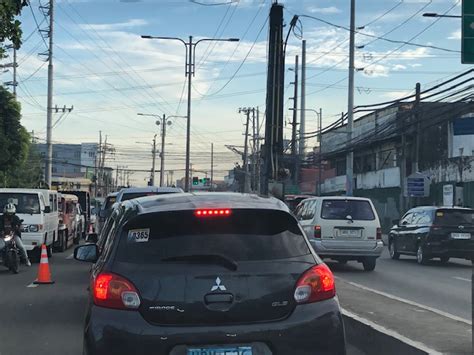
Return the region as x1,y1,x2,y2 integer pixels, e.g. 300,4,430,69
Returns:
0,0,27,57
0,86,30,185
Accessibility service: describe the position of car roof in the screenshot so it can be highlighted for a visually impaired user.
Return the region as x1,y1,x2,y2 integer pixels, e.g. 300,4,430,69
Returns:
119,186,183,194
409,206,474,212
0,188,55,194
124,192,289,214
107,192,118,198
302,196,373,202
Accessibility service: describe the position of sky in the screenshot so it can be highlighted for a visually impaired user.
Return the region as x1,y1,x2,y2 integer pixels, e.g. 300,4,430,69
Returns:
2,0,470,186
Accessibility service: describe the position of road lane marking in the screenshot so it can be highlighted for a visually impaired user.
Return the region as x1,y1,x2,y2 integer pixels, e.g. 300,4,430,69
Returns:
335,277,472,325
26,283,38,288
341,308,443,355
453,276,471,283
66,253,74,260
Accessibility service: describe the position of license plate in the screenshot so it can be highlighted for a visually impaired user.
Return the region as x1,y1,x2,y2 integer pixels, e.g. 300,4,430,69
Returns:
187,346,252,355
451,232,471,240
338,229,360,237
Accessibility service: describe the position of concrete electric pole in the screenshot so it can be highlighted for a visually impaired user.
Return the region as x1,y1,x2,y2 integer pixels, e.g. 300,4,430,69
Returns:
299,40,306,158
45,0,54,188
346,0,356,196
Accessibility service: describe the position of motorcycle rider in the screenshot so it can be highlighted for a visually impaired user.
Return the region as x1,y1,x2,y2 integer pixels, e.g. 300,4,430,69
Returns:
0,203,31,266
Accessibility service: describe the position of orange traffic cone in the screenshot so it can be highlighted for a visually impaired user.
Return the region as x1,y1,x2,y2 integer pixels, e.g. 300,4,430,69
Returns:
34,244,54,285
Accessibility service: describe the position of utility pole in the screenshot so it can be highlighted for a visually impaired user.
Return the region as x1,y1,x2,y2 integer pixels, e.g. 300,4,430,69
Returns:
141,35,239,193
45,0,54,188
256,107,261,193
210,143,214,191
291,55,299,185
12,47,17,97
97,132,102,195
346,0,356,196
239,108,252,193
299,40,306,157
159,114,168,187
414,82,421,173
251,109,257,191
151,134,157,186
318,108,323,196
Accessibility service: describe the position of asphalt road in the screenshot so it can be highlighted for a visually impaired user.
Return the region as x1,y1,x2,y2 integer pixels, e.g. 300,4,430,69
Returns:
329,248,473,322
0,248,365,355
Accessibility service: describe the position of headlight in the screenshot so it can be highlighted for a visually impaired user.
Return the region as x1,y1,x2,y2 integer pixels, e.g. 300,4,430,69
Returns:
29,225,40,232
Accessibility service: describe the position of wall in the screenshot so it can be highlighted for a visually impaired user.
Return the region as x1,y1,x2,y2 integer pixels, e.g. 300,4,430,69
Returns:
36,143,82,178
81,143,98,174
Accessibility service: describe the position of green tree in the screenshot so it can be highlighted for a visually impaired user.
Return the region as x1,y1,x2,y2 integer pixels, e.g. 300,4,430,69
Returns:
7,144,44,188
0,0,27,58
0,86,30,186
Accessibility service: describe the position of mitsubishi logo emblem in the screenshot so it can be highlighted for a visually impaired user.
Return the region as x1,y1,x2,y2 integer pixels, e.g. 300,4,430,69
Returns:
459,225,465,230
211,277,226,292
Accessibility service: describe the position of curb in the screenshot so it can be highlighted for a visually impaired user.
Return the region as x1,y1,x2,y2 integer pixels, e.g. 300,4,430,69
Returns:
342,309,442,355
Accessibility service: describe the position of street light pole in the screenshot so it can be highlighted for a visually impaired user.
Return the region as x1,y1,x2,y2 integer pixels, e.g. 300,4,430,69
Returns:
141,35,239,192
151,134,157,186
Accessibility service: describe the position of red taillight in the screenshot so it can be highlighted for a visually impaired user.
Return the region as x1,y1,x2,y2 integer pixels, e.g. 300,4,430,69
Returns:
376,227,382,240
195,209,232,217
314,225,322,239
93,272,141,310
294,264,336,304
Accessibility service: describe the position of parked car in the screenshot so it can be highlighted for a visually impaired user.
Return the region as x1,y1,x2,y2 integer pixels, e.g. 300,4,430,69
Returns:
55,194,79,252
97,192,118,234
388,206,474,264
295,196,383,271
74,193,346,355
115,186,184,203
0,188,59,259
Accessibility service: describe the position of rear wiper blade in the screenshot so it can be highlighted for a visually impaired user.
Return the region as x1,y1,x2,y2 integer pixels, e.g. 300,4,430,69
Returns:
161,254,238,271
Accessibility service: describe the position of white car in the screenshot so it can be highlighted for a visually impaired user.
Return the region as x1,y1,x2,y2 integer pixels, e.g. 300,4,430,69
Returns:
115,186,184,203
295,196,383,271
0,188,59,259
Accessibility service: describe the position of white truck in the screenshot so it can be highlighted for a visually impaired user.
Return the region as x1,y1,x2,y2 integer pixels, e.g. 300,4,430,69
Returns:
0,189,59,260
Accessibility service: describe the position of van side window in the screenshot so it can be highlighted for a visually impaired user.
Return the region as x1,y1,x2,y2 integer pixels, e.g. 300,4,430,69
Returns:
301,200,316,220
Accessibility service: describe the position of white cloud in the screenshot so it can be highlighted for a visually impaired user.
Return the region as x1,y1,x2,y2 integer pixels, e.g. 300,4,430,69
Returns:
307,6,341,14
448,30,461,40
78,19,148,31
392,64,407,71
383,90,414,100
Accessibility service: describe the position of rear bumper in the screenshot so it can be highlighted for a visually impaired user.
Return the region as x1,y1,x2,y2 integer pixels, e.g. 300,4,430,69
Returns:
21,232,46,251
84,298,346,355
424,242,473,260
310,240,384,258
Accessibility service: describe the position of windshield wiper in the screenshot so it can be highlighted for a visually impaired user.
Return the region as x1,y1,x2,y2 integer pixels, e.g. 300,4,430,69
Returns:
161,254,238,271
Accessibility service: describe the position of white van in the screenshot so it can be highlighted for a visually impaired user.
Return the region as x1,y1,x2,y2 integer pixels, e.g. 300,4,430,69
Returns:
295,196,383,271
0,188,59,258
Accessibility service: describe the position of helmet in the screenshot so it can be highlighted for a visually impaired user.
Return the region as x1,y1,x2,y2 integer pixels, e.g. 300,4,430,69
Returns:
3,203,16,215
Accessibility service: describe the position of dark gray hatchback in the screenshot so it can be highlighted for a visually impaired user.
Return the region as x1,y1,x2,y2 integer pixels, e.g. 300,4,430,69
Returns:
74,193,346,355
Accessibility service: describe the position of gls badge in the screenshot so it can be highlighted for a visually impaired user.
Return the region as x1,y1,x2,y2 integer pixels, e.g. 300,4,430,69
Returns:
211,277,227,292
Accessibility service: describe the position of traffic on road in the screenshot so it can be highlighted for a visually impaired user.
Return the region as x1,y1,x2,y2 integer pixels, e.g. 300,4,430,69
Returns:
1,0,474,354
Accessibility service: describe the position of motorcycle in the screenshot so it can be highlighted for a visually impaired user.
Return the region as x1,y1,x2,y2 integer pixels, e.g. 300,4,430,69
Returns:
0,229,20,274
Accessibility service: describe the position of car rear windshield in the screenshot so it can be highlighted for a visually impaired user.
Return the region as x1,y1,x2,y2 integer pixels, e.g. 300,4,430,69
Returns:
120,192,175,201
115,209,310,263
321,199,375,221
434,209,474,225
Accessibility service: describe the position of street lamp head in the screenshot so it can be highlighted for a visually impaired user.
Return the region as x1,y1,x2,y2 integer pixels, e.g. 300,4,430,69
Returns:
228,38,240,42
422,13,438,17
141,35,152,39
155,120,161,126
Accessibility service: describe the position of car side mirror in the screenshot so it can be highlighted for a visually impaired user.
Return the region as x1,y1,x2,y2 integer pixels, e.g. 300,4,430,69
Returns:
85,233,98,244
74,244,99,263
392,219,400,226
43,206,51,213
